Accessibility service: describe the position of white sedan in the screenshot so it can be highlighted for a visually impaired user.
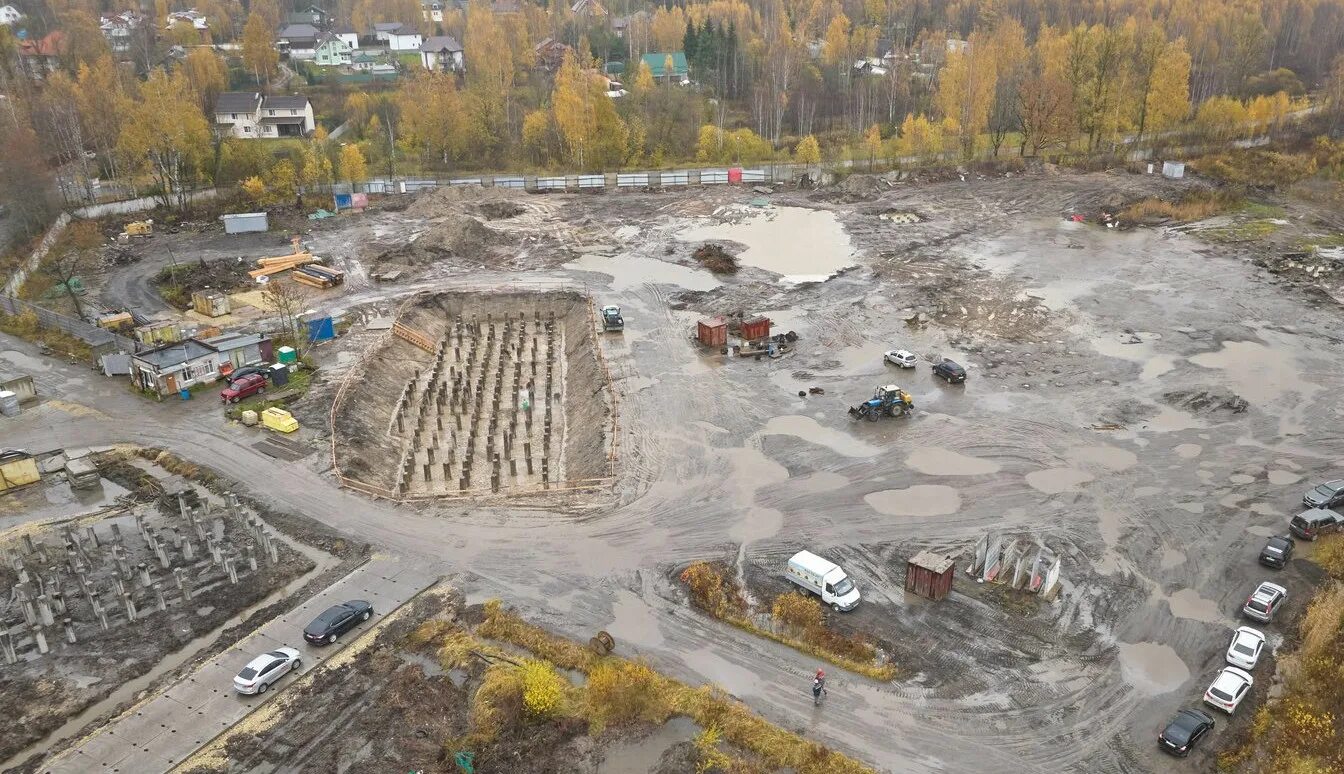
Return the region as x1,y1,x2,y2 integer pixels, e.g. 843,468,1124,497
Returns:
233,647,302,695
1203,666,1253,714
884,349,918,368
1225,626,1266,670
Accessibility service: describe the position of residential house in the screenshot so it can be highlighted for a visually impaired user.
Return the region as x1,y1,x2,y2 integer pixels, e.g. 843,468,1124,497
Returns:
533,37,571,71
350,50,389,71
422,1,444,23
419,35,463,72
314,33,353,66
610,12,645,39
375,22,422,51
570,0,606,16
202,332,272,374
100,12,145,54
852,58,888,77
214,91,263,138
284,5,329,27
0,5,24,25
17,32,64,79
130,338,220,397
256,95,316,137
214,93,315,139
166,9,209,31
331,25,359,49
640,51,689,83
278,23,320,59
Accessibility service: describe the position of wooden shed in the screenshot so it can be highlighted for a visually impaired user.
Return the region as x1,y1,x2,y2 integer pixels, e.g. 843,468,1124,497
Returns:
740,316,771,341
696,316,728,348
905,550,955,601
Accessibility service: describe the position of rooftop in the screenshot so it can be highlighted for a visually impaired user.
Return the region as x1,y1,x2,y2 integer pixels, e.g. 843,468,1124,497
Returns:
133,338,218,369
261,95,311,110
215,91,261,114
909,550,955,574
420,35,462,52
278,23,319,39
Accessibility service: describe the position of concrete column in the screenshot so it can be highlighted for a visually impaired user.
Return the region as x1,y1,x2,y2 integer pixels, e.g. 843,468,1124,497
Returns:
182,539,196,561
155,543,170,569
153,584,167,612
32,625,48,655
137,562,152,588
85,525,100,548
20,534,36,555
111,523,123,545
51,591,65,615
88,590,102,617
170,527,183,549
113,576,126,597
96,608,109,631
208,539,222,566
174,568,193,602
63,618,77,644
0,632,15,664
122,592,136,622
224,558,238,584
245,546,257,572
264,534,279,564
36,595,54,626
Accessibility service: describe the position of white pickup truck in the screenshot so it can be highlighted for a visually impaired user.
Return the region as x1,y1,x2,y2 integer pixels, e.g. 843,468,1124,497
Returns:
785,551,861,611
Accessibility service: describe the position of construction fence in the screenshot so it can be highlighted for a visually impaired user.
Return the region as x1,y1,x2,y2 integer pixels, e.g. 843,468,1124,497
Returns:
331,164,797,196
0,294,139,357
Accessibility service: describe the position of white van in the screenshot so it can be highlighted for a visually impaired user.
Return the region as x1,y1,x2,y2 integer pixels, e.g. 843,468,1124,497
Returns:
785,551,861,611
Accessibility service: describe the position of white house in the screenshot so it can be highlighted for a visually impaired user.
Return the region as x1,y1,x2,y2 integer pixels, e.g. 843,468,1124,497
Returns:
375,22,422,51
419,35,463,72
166,9,209,30
0,5,25,25
100,12,145,53
332,25,359,50
213,93,315,139
422,1,444,23
277,22,319,59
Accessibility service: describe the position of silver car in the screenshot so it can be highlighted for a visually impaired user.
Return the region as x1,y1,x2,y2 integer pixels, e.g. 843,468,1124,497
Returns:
233,647,301,695
884,349,918,368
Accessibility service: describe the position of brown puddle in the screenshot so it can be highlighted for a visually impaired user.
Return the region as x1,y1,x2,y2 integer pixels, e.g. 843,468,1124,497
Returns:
904,447,1001,476
864,485,962,517
1117,642,1189,696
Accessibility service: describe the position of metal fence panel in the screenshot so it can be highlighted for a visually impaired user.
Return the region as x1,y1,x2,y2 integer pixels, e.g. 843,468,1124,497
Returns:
495,177,526,188
536,176,567,191
0,294,137,356
701,169,729,184
662,170,690,186
449,178,483,186
741,169,767,182
403,180,439,192
616,173,649,187
577,174,605,189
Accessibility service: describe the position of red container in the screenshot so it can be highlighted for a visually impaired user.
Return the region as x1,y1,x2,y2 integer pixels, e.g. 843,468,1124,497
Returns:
728,167,743,183
739,316,771,342
697,317,728,347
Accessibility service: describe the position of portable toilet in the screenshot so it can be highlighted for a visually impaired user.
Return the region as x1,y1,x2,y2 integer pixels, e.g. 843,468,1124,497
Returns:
277,346,297,364
269,362,290,386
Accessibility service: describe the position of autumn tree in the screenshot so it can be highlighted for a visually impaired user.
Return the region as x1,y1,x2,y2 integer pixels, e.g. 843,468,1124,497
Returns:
896,113,943,161
338,144,368,185
180,48,228,116
37,72,98,202
465,1,513,159
986,19,1028,157
241,13,278,84
397,72,485,169
937,31,997,159
1194,96,1249,141
75,57,130,184
118,69,212,209
794,134,821,164
632,59,655,95
1131,30,1191,142
0,114,58,238
863,123,882,167
300,141,333,192
58,11,110,74
42,221,103,320
1063,23,1134,151
551,50,627,169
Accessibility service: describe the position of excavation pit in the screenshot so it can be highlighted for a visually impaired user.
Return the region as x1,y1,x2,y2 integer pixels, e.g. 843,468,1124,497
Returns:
331,291,613,500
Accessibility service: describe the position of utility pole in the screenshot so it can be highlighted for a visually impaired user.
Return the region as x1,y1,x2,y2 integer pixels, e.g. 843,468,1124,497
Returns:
384,107,396,183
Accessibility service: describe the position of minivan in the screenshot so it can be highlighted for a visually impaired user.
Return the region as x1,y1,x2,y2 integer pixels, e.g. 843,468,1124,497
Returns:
1289,508,1342,541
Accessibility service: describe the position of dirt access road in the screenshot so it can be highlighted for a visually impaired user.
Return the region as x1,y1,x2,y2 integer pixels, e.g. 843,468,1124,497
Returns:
5,170,1343,773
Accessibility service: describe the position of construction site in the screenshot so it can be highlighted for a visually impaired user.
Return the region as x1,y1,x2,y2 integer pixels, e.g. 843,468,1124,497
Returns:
2,161,1344,773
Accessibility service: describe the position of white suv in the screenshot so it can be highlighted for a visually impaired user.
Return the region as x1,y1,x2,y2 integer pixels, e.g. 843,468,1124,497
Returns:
884,349,918,368
1225,627,1266,670
1203,666,1253,714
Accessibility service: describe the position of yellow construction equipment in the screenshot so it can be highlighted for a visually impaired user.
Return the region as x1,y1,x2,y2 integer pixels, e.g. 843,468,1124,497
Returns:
123,220,153,237
0,450,40,492
261,407,299,433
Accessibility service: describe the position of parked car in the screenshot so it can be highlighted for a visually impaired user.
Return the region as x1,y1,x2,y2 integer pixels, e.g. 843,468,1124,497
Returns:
1288,508,1342,541
303,600,373,645
884,349,918,368
932,359,966,383
1203,666,1254,714
220,373,267,404
226,365,269,384
1258,535,1294,568
785,550,861,611
233,647,301,695
1157,708,1215,757
1225,626,1267,670
1242,581,1287,623
1302,479,1344,509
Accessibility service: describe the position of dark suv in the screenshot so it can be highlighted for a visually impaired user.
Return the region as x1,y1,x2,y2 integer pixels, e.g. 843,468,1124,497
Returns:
1158,708,1214,757
1258,535,1294,568
303,600,373,645
1289,508,1343,541
932,359,967,383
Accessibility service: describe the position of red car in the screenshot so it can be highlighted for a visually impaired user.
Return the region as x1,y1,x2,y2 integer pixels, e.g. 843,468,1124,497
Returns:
220,373,267,403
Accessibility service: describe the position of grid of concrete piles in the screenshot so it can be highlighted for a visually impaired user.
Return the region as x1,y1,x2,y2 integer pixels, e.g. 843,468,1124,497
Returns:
391,311,564,496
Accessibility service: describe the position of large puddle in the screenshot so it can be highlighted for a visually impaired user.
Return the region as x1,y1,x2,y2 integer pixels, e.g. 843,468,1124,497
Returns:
597,716,700,773
565,253,722,292
761,415,879,457
904,447,1000,476
677,206,856,283
1024,467,1094,494
864,485,961,516
1117,642,1189,696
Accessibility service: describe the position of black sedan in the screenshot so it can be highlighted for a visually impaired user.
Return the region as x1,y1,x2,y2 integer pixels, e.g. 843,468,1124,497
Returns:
303,600,373,645
1258,535,1294,569
1158,708,1215,757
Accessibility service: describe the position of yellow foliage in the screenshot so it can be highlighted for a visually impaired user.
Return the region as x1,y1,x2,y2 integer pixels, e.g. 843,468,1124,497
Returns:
520,658,567,719
772,591,823,634
694,727,734,773
794,134,821,165
1311,535,1344,579
471,665,524,741
585,660,673,732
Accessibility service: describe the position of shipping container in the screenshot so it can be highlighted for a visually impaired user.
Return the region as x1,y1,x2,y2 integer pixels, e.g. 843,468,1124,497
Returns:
191,290,231,318
905,551,955,601
740,316,771,342
697,317,728,348
221,212,269,234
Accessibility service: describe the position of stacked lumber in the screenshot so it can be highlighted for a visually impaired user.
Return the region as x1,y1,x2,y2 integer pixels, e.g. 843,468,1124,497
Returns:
247,251,316,279
291,263,346,289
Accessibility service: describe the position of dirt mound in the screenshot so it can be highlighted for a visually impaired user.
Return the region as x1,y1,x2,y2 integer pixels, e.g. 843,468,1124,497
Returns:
1164,389,1249,414
811,173,887,203
692,243,740,273
374,215,504,266
473,200,527,220
405,185,522,218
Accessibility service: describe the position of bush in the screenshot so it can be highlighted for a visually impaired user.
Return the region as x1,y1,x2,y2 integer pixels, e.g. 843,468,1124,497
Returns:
586,660,673,732
1119,190,1239,222
1191,150,1318,189
1311,535,1344,579
771,592,823,635
471,666,524,741
679,562,746,619
520,658,568,720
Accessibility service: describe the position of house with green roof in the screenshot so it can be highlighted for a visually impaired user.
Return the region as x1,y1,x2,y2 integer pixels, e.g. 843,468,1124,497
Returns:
639,51,688,82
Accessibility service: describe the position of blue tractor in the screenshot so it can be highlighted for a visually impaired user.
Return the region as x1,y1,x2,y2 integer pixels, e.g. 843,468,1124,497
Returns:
849,384,914,421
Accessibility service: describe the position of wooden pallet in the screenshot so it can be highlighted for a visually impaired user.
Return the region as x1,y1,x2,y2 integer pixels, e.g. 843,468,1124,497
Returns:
392,322,435,352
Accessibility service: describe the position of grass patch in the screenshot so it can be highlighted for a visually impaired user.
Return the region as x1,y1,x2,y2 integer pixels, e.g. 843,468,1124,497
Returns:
227,367,313,417
1293,233,1344,252
1236,201,1287,219
678,562,898,681
1119,190,1240,223
476,600,875,774
1217,536,1344,772
1200,220,1282,243
0,310,93,361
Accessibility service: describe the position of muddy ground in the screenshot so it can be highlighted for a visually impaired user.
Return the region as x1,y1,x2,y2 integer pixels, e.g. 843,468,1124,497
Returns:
9,165,1344,773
